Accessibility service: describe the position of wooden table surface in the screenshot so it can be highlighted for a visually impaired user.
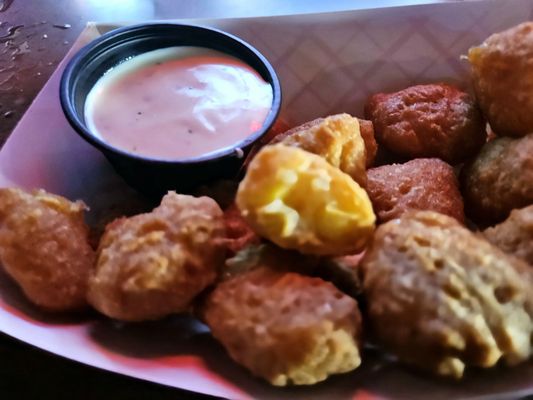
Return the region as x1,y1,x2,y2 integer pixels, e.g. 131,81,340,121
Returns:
0,0,476,399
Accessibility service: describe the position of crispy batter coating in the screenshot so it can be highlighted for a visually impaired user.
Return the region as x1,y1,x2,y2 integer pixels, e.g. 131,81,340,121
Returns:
87,192,225,321
236,144,375,255
461,134,533,223
223,203,260,256
484,205,533,265
271,114,367,186
364,83,486,164
468,22,533,137
362,211,533,379
359,119,378,167
366,158,464,223
0,188,94,311
204,267,362,386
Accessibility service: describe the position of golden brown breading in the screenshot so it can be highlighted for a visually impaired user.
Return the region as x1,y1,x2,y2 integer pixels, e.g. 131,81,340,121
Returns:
484,205,533,265
365,83,486,164
204,267,363,386
271,114,367,186
468,22,533,137
87,192,225,321
461,134,533,223
362,211,533,379
236,144,375,256
0,188,95,311
366,158,465,223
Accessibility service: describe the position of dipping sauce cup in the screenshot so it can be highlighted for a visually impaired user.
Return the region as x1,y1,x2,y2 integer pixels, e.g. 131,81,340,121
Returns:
60,23,282,196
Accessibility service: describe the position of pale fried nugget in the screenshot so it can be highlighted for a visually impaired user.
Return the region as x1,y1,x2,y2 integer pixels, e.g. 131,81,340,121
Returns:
461,134,533,223
271,114,367,186
204,267,362,386
366,158,464,223
223,203,261,256
468,22,533,137
362,211,533,379
484,205,533,265
365,83,486,164
87,192,225,321
236,144,375,255
0,188,95,311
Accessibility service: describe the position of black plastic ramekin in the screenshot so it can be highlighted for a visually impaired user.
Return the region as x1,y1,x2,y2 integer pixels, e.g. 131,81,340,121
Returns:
60,23,281,196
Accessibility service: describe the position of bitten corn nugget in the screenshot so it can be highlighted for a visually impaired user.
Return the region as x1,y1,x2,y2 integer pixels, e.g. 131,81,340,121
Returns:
0,188,95,311
236,144,375,255
204,267,363,386
87,192,225,321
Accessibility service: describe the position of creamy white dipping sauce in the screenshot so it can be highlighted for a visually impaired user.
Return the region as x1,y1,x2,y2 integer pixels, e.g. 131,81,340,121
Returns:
84,46,273,159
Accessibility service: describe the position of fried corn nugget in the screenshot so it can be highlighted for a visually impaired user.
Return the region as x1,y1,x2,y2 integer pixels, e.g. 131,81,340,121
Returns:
468,22,533,137
484,205,533,265
87,192,225,321
461,134,533,223
362,211,533,379
0,188,94,311
236,144,375,255
271,114,368,186
365,83,486,164
366,158,465,223
204,267,363,386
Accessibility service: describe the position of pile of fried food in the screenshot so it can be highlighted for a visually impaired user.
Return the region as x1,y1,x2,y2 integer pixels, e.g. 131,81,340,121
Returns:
1,22,533,387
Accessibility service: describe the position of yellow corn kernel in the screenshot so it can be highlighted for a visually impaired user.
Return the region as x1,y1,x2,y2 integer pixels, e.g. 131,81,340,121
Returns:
236,144,375,255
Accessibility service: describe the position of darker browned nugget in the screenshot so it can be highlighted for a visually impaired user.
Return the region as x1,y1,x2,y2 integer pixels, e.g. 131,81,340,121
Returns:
461,134,533,223
365,83,486,164
362,211,533,379
366,158,464,223
0,188,95,311
468,22,533,137
484,205,533,265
